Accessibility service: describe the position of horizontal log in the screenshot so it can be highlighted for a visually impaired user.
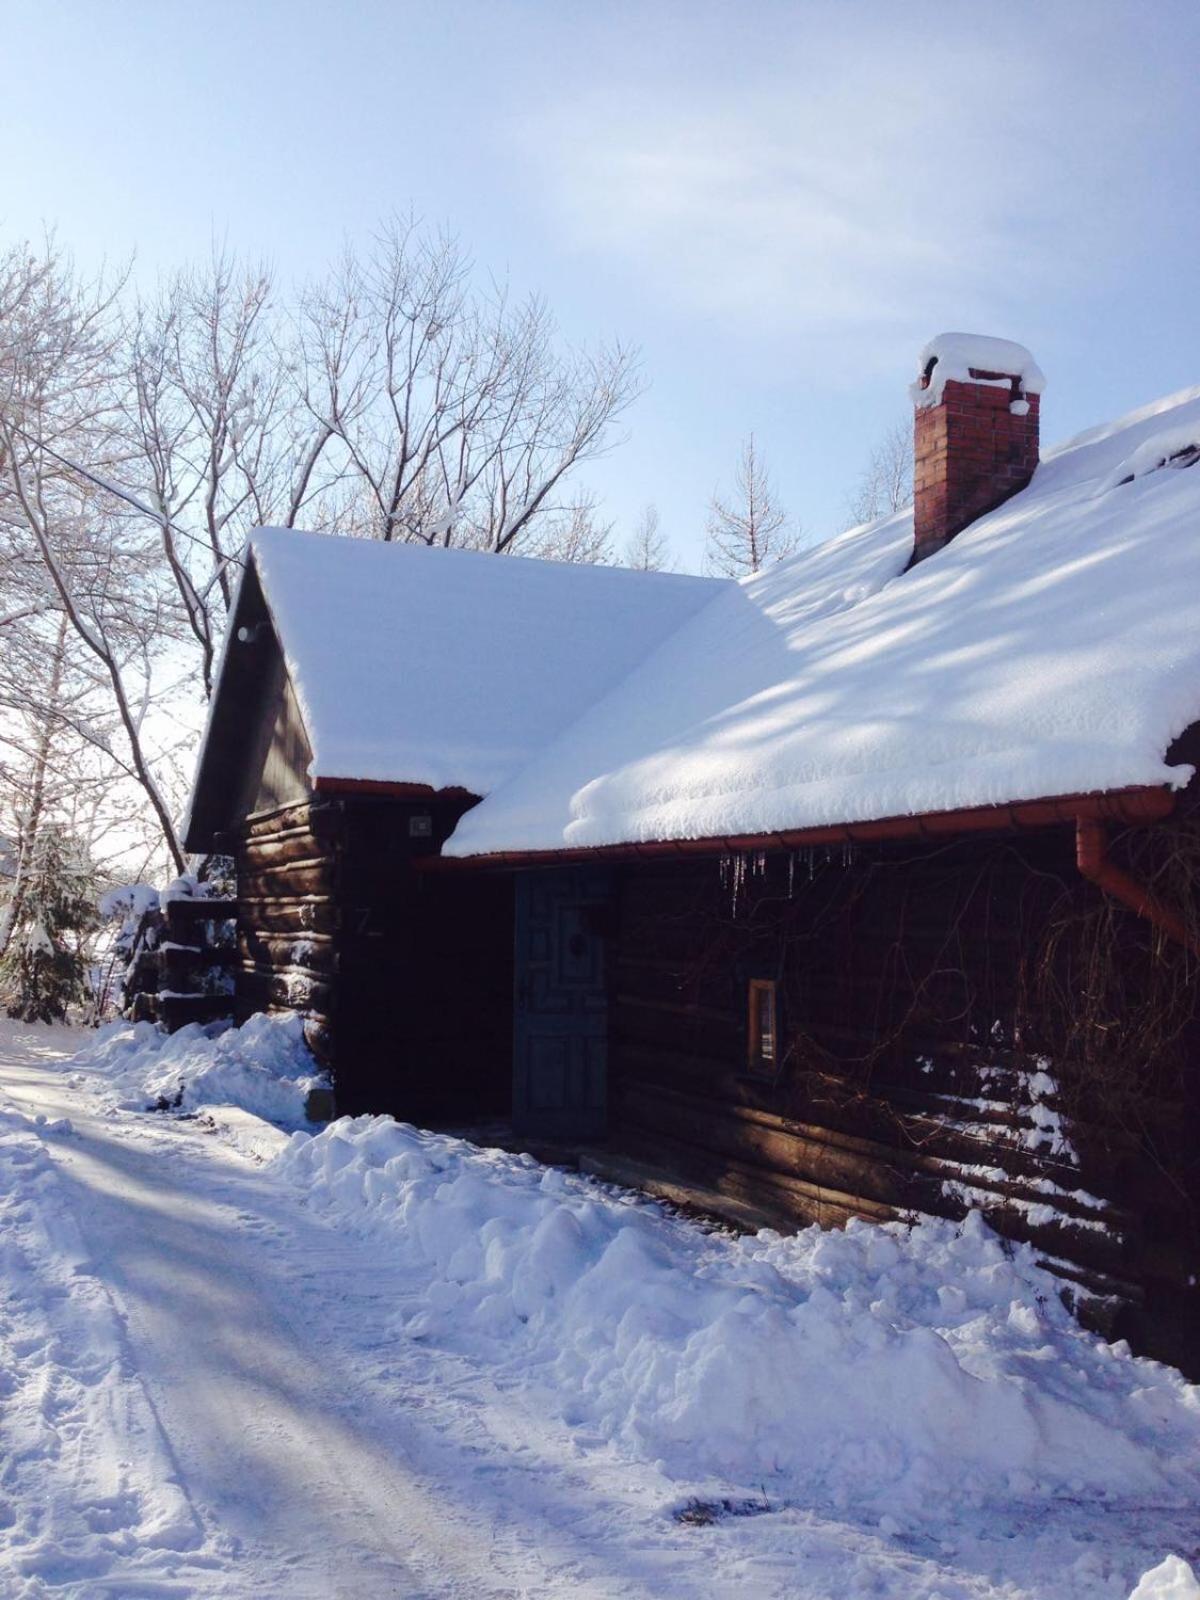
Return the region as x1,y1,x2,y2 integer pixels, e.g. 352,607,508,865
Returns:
615,1021,1147,1174
237,961,334,1015
159,993,234,1032
161,945,236,973
237,838,331,874
1037,1262,1142,1336
235,896,339,934
163,897,236,929
225,797,341,842
237,927,337,975
610,1122,897,1229
579,1151,788,1235
616,1080,926,1214
615,1105,1136,1294
302,1015,336,1069
237,859,337,900
614,1074,1131,1239
938,1188,1136,1279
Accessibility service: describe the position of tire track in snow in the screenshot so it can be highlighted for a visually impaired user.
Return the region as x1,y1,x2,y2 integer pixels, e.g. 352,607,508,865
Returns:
0,1049,622,1597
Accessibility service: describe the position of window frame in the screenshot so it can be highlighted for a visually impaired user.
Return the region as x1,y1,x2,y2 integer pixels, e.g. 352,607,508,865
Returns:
746,977,780,1077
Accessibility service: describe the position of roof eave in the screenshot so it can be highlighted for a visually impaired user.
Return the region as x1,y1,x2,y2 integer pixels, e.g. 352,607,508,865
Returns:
418,784,1177,872
311,775,482,805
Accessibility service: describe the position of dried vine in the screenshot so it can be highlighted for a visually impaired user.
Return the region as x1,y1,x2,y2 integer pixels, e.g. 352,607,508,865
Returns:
656,818,1199,1206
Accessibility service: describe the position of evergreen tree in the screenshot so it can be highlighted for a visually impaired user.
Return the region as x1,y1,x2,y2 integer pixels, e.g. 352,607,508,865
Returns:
0,823,97,1022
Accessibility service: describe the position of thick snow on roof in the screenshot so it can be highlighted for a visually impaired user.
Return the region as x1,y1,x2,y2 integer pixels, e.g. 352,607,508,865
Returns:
447,385,1200,858
912,332,1046,408
248,530,723,794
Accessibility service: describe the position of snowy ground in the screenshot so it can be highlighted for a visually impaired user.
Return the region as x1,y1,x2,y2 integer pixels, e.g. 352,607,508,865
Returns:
1,1019,1198,1599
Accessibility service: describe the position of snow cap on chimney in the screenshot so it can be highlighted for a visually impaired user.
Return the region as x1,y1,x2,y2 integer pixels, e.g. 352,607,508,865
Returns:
911,332,1044,564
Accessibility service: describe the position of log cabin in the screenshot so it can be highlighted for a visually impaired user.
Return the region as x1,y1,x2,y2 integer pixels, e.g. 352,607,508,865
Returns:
184,334,1200,1371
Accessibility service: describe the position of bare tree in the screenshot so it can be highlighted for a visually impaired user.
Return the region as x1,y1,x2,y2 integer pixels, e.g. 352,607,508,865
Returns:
845,421,912,528
122,252,348,698
624,503,673,571
0,239,188,871
0,219,646,876
0,615,66,956
706,435,797,578
297,219,641,556
525,491,614,565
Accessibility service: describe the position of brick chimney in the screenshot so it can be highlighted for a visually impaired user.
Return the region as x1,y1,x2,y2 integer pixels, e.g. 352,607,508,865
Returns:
910,333,1044,564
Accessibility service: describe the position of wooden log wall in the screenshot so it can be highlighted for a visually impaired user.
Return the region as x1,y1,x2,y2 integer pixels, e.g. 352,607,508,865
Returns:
606,833,1200,1372
225,797,345,1063
225,793,515,1123
122,894,236,1031
332,796,514,1123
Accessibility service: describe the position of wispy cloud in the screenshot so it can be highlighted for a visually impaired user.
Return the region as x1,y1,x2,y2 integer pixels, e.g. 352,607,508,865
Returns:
519,10,1163,378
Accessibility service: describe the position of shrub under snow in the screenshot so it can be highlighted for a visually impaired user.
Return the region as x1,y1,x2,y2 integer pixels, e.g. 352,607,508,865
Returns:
274,1114,1200,1519
77,1012,327,1127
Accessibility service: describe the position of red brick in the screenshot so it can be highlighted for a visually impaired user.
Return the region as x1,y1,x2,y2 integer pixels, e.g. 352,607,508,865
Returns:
912,365,1039,565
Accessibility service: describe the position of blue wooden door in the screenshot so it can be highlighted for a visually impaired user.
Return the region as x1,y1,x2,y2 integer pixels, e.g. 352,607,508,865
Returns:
513,867,610,1139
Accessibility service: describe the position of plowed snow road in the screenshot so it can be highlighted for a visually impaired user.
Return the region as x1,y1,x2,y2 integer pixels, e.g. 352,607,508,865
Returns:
2,1023,1186,1600
0,1026,786,1599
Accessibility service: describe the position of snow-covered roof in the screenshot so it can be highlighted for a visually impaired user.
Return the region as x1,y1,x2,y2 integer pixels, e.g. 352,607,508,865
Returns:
445,384,1200,858
246,530,724,795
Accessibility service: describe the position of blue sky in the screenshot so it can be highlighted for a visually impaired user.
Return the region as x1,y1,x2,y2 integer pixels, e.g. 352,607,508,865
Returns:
3,0,1197,569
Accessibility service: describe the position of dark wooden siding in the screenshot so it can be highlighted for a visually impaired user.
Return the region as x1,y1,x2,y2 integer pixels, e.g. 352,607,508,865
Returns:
186,562,315,851
226,794,513,1124
605,829,1200,1371
230,797,341,1060
229,649,312,824
332,795,514,1123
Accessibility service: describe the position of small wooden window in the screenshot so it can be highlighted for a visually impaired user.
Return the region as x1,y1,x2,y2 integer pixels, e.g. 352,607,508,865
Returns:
747,979,778,1074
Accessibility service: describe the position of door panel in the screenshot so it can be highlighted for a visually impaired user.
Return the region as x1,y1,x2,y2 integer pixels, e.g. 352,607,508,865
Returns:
513,867,610,1139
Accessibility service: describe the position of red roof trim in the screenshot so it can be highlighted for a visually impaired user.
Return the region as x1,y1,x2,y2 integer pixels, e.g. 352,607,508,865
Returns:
416,785,1176,872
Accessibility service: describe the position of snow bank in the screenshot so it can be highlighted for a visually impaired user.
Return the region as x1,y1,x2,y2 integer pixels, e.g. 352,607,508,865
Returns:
272,1116,1200,1517
77,1012,327,1127
1128,1556,1200,1600
911,331,1046,407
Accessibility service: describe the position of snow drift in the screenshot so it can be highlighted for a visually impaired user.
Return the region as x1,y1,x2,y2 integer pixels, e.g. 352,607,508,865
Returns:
77,1012,327,1127
274,1113,1200,1518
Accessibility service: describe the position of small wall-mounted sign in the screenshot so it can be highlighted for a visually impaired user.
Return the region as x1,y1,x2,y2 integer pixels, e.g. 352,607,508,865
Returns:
408,814,433,839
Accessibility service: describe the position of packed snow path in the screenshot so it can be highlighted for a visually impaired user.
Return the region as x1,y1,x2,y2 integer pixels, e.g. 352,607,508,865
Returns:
1,1022,1197,1599
1,1029,725,1598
